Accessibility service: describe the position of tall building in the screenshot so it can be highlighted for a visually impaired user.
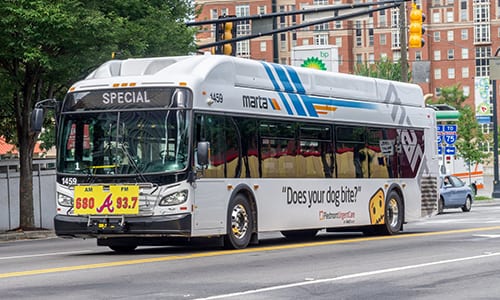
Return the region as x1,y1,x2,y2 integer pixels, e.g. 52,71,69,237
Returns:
195,0,500,149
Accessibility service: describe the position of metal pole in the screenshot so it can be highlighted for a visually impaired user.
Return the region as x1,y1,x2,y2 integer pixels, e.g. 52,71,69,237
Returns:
491,49,500,198
399,1,408,82
492,79,500,197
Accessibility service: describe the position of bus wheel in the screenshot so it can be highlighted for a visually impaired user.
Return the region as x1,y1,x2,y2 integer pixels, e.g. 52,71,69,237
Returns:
381,191,403,235
462,196,472,212
109,245,137,253
225,194,253,249
281,229,318,240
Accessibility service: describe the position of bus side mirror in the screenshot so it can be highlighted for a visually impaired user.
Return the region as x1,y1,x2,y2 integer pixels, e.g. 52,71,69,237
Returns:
197,141,210,166
31,108,44,133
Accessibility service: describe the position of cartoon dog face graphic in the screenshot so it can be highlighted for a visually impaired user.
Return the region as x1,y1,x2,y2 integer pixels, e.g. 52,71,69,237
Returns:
369,188,385,224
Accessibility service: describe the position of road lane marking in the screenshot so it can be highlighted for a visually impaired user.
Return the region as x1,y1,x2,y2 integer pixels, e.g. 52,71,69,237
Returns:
1,225,500,279
196,252,500,299
0,250,94,261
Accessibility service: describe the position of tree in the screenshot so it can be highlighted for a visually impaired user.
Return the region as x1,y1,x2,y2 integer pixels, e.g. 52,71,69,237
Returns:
455,105,489,182
354,56,411,82
0,0,197,229
434,84,468,108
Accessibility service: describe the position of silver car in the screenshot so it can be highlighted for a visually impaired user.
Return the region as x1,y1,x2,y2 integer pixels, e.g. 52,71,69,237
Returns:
438,175,473,214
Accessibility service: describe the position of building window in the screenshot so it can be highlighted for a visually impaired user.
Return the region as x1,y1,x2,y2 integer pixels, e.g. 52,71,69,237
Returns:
356,54,363,64
435,69,441,80
462,48,469,59
258,6,266,15
355,21,362,47
260,41,267,52
462,67,469,78
280,33,287,50
393,51,401,62
314,23,329,31
368,28,374,46
447,30,454,41
448,49,454,60
380,34,386,45
335,37,342,46
235,5,250,58
463,86,470,97
433,11,441,23
473,1,491,43
368,53,375,64
415,51,422,61
461,29,469,40
314,33,329,45
446,11,454,22
448,68,455,79
433,32,441,42
391,8,400,48
379,9,386,27
434,50,441,61
334,10,342,29
476,46,491,77
460,0,468,21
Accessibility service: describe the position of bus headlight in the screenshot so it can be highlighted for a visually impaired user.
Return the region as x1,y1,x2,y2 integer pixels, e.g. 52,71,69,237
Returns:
57,193,73,207
159,190,188,206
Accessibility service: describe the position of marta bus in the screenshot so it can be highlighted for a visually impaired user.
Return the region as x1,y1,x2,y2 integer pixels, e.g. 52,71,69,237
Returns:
32,54,439,251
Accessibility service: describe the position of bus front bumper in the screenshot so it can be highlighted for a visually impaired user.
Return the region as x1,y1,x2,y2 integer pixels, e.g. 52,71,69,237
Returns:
54,214,192,238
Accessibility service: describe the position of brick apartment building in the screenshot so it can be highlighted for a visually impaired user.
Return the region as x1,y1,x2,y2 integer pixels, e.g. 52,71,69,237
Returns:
195,0,500,148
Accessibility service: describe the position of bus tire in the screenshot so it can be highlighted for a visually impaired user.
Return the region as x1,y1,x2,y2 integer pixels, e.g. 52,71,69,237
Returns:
379,190,403,235
281,229,318,240
224,194,253,249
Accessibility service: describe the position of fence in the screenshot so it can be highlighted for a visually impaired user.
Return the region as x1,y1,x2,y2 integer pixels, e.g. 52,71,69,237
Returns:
0,159,56,231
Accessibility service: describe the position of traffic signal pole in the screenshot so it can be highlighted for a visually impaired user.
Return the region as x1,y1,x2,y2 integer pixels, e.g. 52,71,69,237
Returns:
188,0,410,53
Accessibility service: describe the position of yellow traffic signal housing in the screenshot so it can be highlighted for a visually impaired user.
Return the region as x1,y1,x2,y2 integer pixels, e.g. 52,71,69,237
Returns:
223,22,234,55
214,16,237,56
409,4,425,48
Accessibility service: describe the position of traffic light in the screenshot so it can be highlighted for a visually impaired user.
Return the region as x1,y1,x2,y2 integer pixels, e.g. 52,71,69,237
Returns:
214,15,237,56
409,3,425,48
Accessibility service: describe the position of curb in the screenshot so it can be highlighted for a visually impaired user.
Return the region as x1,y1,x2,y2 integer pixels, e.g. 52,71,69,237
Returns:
0,230,56,242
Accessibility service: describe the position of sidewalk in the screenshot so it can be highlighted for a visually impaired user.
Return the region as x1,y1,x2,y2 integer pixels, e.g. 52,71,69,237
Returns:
0,229,56,242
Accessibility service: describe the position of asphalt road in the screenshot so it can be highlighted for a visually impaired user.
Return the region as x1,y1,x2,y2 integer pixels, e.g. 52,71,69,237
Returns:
1,201,500,300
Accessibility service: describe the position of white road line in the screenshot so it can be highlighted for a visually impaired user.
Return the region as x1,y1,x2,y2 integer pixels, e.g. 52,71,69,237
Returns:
0,250,94,260
196,252,500,300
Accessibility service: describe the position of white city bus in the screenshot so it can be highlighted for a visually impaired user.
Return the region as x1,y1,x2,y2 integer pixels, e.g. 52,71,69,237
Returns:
32,54,439,251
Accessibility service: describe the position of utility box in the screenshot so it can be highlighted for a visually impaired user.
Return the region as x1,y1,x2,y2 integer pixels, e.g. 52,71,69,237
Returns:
291,45,339,72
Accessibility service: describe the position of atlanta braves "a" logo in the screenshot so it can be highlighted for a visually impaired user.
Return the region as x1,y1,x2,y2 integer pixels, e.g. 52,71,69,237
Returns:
96,194,114,213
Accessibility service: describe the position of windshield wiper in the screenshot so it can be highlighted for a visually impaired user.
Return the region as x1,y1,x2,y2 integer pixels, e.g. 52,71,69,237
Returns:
119,143,148,183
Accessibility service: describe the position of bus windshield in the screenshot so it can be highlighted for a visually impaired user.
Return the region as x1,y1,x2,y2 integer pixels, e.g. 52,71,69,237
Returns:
57,109,189,175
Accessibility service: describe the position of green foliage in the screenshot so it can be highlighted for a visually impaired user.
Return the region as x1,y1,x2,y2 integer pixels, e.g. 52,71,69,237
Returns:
455,105,489,165
354,56,411,82
0,0,197,144
0,0,197,228
434,84,468,108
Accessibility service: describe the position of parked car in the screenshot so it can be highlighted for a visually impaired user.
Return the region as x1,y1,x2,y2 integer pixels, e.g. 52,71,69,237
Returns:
438,175,473,214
